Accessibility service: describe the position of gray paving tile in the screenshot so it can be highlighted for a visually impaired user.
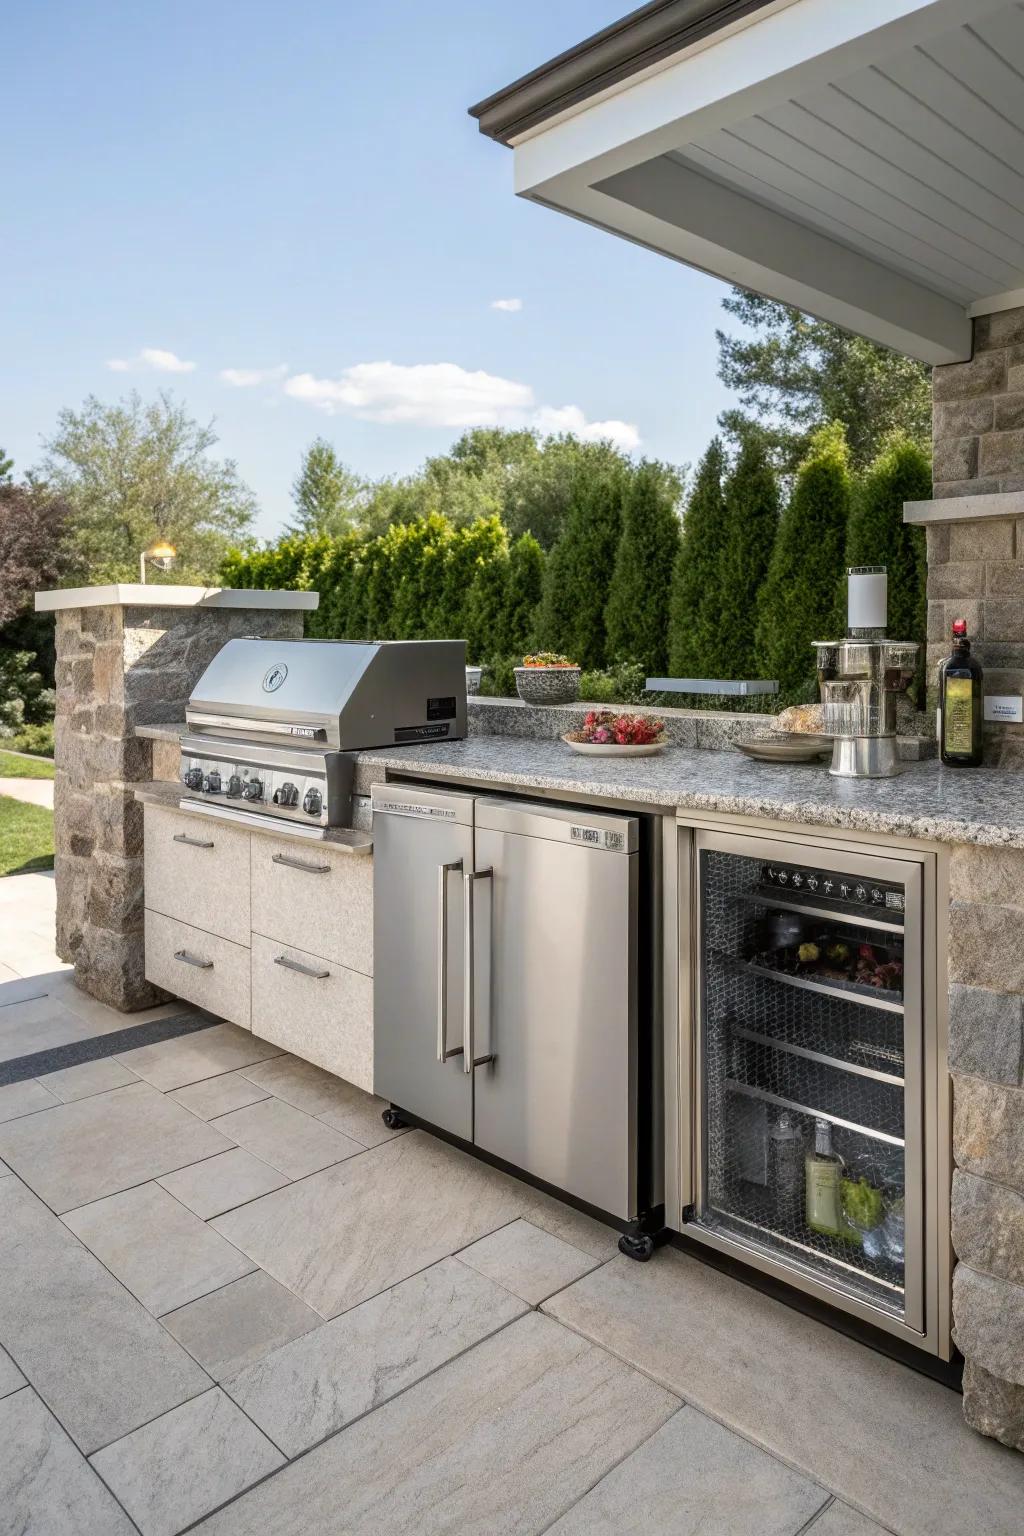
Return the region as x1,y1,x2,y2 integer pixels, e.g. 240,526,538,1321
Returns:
0,1342,25,1399
239,1054,403,1146
39,1056,140,1102
0,1080,232,1213
117,1023,281,1092
91,1387,283,1536
0,996,97,1063
0,1155,10,1175
0,1076,58,1122
457,1218,601,1305
0,1387,136,1535
64,1182,256,1317
544,1251,1024,1536
171,1070,272,1121
213,1129,612,1320
808,1503,895,1536
211,1097,364,1180
158,1148,290,1219
546,1405,829,1534
197,1311,677,1535
162,1271,321,1382
224,1255,526,1457
0,1179,209,1454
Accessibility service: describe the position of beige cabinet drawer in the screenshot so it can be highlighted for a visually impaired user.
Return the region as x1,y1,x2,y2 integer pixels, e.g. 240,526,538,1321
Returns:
250,835,373,975
144,910,251,1029
250,933,372,1093
144,804,250,946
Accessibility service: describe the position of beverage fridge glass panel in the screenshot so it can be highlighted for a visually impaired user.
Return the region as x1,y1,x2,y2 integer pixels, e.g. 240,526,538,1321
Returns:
691,831,924,1334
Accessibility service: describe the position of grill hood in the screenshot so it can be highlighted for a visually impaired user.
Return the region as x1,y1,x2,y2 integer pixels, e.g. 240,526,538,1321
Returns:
185,637,467,751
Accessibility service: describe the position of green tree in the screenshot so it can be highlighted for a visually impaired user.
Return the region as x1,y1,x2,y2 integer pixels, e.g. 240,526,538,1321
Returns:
605,460,681,674
38,392,256,584
716,436,779,679
537,461,626,668
466,524,512,661
0,448,13,484
756,423,852,700
505,532,544,655
667,439,726,679
288,438,367,537
717,291,931,471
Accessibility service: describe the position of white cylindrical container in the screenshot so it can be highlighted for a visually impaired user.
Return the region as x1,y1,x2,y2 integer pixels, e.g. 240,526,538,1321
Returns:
847,566,887,633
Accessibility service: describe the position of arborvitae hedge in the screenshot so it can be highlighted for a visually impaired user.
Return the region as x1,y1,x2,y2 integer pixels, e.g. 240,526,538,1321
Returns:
604,460,680,676
716,436,779,679
505,532,544,654
756,422,852,701
537,462,626,668
667,439,726,679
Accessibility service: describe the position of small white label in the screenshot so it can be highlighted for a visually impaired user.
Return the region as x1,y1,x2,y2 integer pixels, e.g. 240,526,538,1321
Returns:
984,695,1023,724
570,825,624,851
372,797,456,820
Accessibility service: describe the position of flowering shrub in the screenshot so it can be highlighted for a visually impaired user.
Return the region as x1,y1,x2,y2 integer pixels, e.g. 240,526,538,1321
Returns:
522,652,577,668
578,710,665,746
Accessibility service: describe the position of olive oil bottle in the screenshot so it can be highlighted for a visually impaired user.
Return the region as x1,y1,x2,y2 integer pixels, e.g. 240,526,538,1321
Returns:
938,618,983,767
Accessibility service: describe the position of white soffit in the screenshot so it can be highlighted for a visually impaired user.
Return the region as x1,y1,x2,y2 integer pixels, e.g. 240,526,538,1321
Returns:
512,0,1024,362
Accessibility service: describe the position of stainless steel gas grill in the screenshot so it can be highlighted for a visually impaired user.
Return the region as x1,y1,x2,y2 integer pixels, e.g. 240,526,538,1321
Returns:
178,637,466,836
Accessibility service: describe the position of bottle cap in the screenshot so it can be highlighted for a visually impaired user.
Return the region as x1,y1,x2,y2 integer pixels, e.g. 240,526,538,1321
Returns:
952,618,968,637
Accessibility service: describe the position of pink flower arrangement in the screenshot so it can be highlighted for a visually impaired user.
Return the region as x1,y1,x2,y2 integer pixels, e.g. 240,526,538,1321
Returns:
579,711,665,747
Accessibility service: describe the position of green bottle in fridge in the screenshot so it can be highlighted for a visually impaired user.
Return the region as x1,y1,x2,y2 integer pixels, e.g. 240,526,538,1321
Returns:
805,1118,845,1237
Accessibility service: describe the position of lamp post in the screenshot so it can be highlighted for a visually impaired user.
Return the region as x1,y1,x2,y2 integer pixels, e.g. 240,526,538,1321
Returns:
140,539,178,584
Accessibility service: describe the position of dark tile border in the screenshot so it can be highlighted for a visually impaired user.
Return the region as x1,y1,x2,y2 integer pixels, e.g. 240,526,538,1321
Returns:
0,1010,221,1087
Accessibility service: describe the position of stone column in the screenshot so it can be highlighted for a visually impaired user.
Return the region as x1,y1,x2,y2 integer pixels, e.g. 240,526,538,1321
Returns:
36,585,318,1011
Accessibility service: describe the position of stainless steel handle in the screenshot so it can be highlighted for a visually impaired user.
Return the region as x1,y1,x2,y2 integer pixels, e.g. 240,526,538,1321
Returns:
437,860,464,1063
273,954,330,980
271,852,331,875
463,868,494,1074
174,949,213,969
173,832,214,849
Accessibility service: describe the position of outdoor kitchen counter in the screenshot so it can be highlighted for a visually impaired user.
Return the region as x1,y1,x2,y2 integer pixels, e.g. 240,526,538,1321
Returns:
358,735,1024,851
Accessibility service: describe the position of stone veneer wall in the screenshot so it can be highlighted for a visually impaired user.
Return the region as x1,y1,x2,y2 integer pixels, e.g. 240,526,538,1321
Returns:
948,843,1024,1451
54,602,303,1009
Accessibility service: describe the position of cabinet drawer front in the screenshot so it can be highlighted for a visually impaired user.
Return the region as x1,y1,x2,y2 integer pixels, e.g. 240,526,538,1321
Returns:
251,933,373,1093
251,836,373,975
144,804,250,946
144,910,251,1029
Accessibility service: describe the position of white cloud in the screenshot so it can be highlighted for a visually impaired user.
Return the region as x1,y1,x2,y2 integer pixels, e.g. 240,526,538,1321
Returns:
490,297,523,312
283,360,639,448
219,364,289,387
106,347,196,374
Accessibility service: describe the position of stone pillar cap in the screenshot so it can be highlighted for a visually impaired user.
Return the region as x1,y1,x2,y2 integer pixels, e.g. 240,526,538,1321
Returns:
904,491,1024,525
35,584,319,612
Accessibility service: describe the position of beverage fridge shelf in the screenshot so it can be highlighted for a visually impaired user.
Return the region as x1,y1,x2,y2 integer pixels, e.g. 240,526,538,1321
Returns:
724,1079,904,1147
732,956,904,1014
739,887,904,934
732,1024,904,1087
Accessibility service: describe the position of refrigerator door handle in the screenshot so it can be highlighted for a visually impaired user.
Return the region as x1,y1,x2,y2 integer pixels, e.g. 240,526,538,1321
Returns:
436,860,465,1063
463,868,494,1074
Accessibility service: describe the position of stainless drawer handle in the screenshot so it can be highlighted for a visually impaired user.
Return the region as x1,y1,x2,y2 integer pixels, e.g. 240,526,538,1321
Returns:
174,949,213,969
274,954,330,980
437,860,464,1063
272,852,331,875
463,868,494,1074
173,833,214,849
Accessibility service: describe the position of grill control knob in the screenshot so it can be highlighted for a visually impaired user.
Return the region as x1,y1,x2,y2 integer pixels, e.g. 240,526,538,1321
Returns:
242,778,264,802
274,782,299,807
183,767,203,792
226,774,243,798
302,787,323,817
203,771,222,794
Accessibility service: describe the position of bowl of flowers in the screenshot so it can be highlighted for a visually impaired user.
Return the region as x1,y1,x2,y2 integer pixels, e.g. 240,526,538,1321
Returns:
563,711,666,757
514,653,581,705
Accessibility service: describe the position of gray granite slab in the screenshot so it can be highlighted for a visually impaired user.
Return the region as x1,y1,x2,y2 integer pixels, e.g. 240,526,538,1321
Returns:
0,1342,25,1399
358,736,1024,849
210,1097,364,1180
171,1069,272,1120
546,1405,829,1535
544,1251,1024,1536
0,1387,136,1535
223,1255,526,1457
39,1057,140,1102
457,1218,601,1305
239,1054,403,1147
0,1178,209,1454
161,1270,321,1382
0,1080,232,1213
0,1076,58,1122
196,1312,678,1536
116,1022,282,1092
91,1387,284,1536
158,1147,290,1218
64,1181,256,1316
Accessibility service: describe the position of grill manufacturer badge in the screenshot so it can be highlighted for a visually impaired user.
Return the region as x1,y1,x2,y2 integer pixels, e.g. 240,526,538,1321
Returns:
262,663,288,693
570,824,624,851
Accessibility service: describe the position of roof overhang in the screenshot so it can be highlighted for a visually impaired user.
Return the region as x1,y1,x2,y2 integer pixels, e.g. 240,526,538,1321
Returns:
471,0,1024,364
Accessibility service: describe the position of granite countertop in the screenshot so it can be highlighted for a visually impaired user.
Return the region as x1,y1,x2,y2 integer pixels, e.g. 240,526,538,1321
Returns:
134,781,373,854
137,722,188,743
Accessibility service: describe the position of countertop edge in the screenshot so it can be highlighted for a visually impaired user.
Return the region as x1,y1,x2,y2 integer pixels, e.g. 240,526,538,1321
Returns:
134,782,373,853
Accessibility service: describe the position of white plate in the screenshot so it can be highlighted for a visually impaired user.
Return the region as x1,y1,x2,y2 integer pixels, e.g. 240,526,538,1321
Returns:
563,735,665,757
737,737,831,763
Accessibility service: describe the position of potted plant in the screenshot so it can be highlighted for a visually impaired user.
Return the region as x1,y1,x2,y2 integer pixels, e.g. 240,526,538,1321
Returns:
514,653,581,706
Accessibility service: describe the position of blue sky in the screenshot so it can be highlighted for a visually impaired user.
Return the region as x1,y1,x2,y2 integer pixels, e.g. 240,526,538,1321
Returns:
4,0,735,540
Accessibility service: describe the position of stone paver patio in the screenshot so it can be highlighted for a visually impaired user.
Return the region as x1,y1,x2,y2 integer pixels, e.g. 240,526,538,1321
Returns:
1,870,1023,1534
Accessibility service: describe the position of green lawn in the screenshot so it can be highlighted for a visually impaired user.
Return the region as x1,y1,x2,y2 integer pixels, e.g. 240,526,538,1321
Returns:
0,751,55,780
0,798,55,876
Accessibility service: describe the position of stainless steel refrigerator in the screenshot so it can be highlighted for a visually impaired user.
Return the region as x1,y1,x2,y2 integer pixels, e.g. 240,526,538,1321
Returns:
372,783,648,1223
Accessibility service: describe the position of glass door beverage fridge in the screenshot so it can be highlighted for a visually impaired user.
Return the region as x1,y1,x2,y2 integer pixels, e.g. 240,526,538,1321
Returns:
677,825,948,1356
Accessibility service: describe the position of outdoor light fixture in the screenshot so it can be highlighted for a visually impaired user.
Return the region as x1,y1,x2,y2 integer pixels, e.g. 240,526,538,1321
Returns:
140,538,178,583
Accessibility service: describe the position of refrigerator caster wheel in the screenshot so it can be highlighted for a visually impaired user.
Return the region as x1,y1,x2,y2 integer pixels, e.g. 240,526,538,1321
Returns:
381,1107,409,1130
618,1232,655,1262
